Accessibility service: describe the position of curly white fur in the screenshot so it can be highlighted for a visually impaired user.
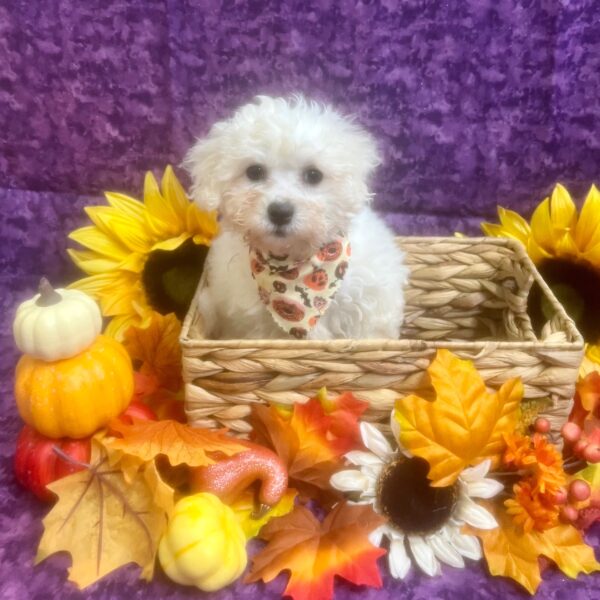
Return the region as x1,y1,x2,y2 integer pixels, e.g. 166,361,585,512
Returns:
184,95,408,340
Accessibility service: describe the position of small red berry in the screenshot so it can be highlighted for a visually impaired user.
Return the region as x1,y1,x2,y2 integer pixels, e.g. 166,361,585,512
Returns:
583,444,600,463
569,479,591,502
534,417,551,434
560,505,579,522
573,439,589,457
561,422,582,443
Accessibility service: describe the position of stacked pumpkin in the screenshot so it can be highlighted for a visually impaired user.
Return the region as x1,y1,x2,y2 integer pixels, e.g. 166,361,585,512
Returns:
13,278,135,500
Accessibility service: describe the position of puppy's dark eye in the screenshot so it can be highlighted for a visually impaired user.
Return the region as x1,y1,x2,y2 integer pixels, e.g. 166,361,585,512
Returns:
303,167,323,185
246,164,267,181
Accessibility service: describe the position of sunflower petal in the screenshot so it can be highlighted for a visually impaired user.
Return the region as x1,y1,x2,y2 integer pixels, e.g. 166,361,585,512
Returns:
104,314,142,341
498,207,532,242
408,535,440,576
161,165,191,222
575,184,600,253
68,272,126,296
447,527,482,560
481,222,506,238
455,496,498,529
85,208,152,254
67,249,121,275
554,231,579,259
69,226,129,260
359,422,394,461
389,537,412,579
186,204,219,238
144,171,178,237
530,198,555,252
550,183,577,230
329,469,370,494
104,192,146,221
428,531,465,568
151,232,191,252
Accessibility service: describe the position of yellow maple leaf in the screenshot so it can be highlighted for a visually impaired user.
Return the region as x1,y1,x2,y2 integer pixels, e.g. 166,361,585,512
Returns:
35,442,174,588
394,349,523,486
105,418,247,467
473,503,600,594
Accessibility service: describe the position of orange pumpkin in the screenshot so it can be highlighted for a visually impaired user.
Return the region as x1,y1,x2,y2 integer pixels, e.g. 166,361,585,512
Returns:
15,335,134,439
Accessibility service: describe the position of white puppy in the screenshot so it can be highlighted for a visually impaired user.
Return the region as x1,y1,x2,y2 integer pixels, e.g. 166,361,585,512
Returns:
184,96,408,340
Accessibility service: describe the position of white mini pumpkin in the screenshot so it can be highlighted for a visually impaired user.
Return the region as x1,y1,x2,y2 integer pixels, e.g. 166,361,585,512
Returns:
13,278,102,361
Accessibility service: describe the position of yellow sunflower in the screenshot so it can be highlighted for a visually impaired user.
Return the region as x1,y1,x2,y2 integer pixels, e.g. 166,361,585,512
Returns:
482,183,600,364
68,166,218,339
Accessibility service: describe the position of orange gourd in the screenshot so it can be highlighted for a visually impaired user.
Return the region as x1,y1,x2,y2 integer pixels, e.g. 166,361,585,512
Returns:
15,335,134,439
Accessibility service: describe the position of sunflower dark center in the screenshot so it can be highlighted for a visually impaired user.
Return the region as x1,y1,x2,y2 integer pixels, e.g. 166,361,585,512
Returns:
377,456,457,535
527,258,600,343
141,238,208,320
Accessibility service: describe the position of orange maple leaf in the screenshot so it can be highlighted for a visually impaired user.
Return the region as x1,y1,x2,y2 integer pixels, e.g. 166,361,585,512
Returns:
245,502,386,600
395,349,522,486
251,393,367,502
106,419,247,467
123,312,182,392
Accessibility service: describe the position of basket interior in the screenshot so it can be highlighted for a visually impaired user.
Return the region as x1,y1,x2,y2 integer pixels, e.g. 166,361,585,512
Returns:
184,237,581,346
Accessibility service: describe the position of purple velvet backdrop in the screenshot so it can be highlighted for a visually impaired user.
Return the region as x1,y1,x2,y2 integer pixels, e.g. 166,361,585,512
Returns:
1,1,600,598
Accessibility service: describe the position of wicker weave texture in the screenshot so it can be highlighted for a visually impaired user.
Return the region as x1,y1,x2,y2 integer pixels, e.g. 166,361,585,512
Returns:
182,238,583,443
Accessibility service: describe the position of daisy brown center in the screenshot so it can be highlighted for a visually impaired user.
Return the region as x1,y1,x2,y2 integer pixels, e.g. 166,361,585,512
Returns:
142,238,209,320
377,456,458,535
528,258,600,343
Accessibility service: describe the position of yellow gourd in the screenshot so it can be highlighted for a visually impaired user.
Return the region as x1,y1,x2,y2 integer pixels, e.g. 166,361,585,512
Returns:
159,493,247,591
15,335,134,439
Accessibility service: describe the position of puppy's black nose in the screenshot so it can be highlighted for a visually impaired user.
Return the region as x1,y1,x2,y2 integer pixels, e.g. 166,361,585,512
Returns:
267,201,295,226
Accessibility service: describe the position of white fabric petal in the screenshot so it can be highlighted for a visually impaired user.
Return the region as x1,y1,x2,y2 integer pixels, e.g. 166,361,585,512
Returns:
447,528,482,561
465,477,504,499
360,422,394,460
345,450,384,468
368,524,386,547
428,530,465,569
389,537,412,579
330,469,369,493
454,496,498,530
408,535,441,577
460,459,492,482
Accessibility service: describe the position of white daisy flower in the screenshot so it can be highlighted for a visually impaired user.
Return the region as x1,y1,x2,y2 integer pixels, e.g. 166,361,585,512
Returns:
330,421,502,578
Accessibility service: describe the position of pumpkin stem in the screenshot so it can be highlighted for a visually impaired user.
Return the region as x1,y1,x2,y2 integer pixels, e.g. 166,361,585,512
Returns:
36,277,62,307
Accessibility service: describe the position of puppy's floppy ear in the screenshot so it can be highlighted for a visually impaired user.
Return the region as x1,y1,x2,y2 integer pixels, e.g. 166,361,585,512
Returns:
182,133,225,212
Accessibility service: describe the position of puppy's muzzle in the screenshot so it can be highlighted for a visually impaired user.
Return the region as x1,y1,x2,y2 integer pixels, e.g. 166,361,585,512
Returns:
267,201,295,226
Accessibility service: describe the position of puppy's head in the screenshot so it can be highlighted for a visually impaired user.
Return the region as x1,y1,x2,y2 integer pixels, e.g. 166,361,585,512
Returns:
184,96,380,258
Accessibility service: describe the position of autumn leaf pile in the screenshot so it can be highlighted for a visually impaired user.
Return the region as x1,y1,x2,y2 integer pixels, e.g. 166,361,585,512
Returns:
393,349,600,594
22,313,600,599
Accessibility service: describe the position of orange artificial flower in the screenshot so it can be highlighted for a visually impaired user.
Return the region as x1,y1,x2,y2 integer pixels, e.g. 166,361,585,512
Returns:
505,480,560,533
502,432,567,532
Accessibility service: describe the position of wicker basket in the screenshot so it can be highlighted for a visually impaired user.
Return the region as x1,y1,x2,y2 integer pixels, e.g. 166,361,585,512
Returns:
181,237,584,443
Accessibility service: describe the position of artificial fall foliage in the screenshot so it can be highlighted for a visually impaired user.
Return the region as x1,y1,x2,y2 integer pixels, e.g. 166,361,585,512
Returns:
245,502,386,600
472,503,600,594
229,488,298,539
105,418,247,467
250,392,368,502
395,349,523,486
35,443,174,588
123,312,183,392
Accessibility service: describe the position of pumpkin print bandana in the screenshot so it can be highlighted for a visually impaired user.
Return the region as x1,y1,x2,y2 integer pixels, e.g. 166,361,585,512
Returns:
249,237,351,339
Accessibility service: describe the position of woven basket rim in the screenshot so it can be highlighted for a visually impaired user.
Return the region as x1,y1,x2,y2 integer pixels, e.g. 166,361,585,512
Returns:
180,236,584,351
